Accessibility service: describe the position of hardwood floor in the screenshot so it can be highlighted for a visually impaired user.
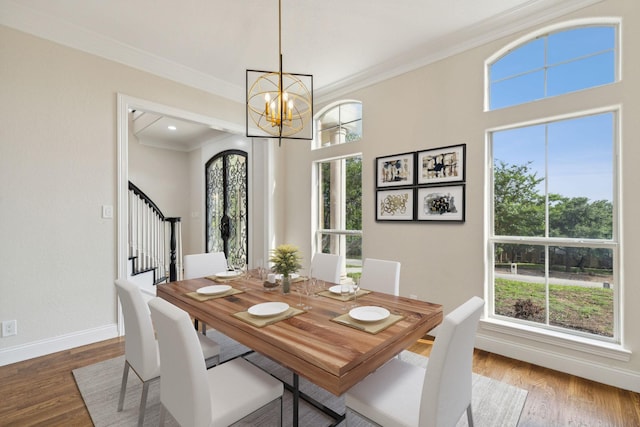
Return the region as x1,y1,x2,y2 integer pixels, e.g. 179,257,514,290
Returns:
0,336,638,426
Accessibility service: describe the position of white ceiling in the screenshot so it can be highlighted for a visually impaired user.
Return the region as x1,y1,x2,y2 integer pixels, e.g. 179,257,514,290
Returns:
0,0,600,149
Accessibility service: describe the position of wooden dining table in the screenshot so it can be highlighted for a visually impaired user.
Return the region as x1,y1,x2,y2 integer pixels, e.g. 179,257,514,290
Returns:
157,275,443,426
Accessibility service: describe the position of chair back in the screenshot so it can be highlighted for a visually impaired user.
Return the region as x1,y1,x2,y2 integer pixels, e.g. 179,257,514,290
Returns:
183,252,227,279
148,297,212,427
114,279,160,381
359,258,401,295
419,296,484,427
311,253,343,284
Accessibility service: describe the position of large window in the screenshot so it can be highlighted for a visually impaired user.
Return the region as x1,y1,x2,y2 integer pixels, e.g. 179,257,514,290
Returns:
314,101,363,281
487,22,620,342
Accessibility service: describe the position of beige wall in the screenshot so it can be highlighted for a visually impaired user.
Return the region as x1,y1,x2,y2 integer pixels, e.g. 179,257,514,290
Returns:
284,0,640,391
0,25,245,361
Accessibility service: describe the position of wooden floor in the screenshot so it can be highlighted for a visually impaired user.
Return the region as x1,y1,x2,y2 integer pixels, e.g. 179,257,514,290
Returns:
1,337,639,426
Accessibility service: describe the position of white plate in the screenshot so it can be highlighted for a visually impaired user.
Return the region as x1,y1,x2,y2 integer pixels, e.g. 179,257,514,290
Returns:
196,285,231,295
215,270,242,279
349,306,390,322
248,302,290,317
329,284,353,294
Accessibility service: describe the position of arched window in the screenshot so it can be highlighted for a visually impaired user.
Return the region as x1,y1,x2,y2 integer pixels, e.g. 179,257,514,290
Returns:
487,23,617,110
485,20,620,343
314,101,362,149
312,101,363,281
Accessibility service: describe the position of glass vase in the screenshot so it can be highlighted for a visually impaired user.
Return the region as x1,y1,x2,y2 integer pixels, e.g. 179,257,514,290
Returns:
282,275,291,294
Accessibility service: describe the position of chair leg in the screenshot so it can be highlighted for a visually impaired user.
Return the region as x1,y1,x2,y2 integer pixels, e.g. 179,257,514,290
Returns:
117,361,130,412
138,380,151,426
466,404,474,427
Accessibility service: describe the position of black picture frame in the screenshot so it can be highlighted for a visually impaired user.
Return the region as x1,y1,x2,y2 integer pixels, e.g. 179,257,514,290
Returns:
376,188,415,221
417,144,466,185
375,152,416,188
416,184,465,222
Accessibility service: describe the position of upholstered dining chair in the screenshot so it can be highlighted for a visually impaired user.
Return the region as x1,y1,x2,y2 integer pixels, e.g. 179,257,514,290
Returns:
359,258,401,295
148,297,284,427
311,252,344,284
114,279,220,427
345,296,484,427
183,251,229,333
183,251,228,280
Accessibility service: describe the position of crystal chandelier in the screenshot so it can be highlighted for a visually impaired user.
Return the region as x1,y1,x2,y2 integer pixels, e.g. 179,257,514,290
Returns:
246,0,313,143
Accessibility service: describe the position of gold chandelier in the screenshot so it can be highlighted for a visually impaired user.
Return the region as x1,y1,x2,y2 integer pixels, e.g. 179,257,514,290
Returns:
246,0,313,142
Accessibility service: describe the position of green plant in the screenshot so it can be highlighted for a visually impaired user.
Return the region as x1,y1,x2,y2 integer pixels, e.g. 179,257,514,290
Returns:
269,244,303,277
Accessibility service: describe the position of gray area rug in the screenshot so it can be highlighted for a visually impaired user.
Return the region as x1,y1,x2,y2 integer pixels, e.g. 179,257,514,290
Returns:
73,331,527,426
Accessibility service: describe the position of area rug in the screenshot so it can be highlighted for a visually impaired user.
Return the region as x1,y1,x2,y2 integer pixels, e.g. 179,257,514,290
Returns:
73,331,527,426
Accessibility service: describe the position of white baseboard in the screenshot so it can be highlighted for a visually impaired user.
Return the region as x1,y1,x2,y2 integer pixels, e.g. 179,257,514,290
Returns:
476,333,640,393
0,324,119,367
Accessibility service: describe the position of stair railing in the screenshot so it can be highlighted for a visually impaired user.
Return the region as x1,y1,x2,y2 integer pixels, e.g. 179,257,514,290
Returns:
128,181,182,283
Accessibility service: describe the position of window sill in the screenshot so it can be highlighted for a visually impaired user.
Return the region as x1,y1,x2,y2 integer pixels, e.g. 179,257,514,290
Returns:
479,317,631,362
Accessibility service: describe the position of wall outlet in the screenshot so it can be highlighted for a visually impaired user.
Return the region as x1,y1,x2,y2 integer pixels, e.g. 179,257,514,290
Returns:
102,205,113,219
2,320,17,337
409,294,418,300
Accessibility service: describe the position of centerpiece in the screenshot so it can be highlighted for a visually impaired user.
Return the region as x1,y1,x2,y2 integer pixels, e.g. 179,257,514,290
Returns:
269,244,302,294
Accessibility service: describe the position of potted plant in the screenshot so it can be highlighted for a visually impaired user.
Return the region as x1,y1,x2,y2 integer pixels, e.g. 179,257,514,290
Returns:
269,244,302,294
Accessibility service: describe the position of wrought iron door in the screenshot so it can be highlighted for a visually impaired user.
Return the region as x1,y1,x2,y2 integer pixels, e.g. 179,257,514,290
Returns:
205,150,248,268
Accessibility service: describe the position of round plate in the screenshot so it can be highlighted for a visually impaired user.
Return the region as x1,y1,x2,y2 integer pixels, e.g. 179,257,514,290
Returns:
196,285,231,295
349,306,390,322
215,270,242,279
248,302,290,317
329,284,353,294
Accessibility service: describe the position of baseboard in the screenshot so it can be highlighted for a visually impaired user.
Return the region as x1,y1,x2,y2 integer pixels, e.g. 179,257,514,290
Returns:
0,324,119,367
476,333,640,393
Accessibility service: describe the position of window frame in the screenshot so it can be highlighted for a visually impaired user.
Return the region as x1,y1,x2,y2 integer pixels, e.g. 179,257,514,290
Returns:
484,18,621,112
487,106,621,344
312,101,363,279
313,100,363,150
484,17,624,353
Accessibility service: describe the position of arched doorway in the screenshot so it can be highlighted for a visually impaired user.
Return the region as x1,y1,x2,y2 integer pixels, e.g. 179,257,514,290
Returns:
205,150,248,268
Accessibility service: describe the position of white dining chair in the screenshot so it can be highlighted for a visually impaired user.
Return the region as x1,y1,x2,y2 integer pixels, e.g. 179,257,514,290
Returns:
148,297,284,427
311,252,343,284
183,251,228,279
345,296,484,427
114,279,221,427
359,258,401,295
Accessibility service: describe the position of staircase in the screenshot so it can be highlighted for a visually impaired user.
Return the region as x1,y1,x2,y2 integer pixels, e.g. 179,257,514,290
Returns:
127,181,183,297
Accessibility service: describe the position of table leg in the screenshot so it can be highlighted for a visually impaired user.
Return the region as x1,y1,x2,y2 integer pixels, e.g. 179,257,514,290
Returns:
293,373,299,427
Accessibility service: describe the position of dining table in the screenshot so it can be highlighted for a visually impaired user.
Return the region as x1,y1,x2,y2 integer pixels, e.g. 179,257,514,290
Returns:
157,273,443,427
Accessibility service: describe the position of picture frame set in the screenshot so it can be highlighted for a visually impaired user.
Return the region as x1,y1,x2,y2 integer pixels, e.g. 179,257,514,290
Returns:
375,144,466,222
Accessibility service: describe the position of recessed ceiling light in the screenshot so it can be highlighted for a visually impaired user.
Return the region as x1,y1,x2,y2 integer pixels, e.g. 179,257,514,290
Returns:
168,125,177,131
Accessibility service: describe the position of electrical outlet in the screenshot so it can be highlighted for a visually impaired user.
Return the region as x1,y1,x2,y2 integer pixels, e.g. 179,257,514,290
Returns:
2,320,17,337
102,205,113,219
409,294,418,300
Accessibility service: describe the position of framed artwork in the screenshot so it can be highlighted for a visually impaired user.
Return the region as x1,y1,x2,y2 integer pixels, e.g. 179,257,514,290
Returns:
416,184,465,222
376,188,415,221
375,152,416,188
417,144,466,185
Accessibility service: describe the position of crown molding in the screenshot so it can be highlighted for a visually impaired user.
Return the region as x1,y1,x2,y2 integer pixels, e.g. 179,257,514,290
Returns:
1,0,603,107
315,0,604,104
0,1,244,102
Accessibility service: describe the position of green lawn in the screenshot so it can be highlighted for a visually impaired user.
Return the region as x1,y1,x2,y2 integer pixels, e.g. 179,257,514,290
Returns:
495,278,613,337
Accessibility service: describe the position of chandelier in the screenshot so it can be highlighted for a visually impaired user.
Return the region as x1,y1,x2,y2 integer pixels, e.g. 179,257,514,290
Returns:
246,0,313,142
